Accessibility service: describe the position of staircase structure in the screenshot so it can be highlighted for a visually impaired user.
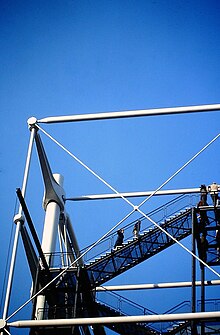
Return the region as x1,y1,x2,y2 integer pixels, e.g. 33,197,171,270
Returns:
96,293,190,335
85,206,192,287
1,105,220,335
25,191,220,335
96,290,220,335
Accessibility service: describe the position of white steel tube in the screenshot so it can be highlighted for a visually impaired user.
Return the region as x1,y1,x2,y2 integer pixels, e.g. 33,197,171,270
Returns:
8,311,220,327
41,202,61,264
41,174,64,265
67,187,200,201
34,203,61,318
96,280,220,291
37,104,220,124
35,174,64,319
2,127,36,320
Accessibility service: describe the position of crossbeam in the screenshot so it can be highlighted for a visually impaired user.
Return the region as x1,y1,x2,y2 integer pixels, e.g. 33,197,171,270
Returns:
96,279,220,291
7,311,220,328
66,187,200,201
37,104,220,124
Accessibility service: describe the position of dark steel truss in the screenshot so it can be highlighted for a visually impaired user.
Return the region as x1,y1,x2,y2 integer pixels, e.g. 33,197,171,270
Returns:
85,209,192,287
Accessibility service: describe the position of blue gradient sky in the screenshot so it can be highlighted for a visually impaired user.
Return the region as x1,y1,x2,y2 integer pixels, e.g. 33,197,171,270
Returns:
1,1,220,334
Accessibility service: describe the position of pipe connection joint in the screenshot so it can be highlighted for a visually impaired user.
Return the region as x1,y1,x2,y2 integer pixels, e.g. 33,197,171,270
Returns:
13,213,25,225
27,117,38,130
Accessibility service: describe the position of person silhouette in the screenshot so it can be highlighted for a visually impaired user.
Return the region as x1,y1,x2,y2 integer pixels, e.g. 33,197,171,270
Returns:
114,229,124,248
200,184,208,205
208,182,218,206
200,233,208,263
133,220,141,238
197,200,209,232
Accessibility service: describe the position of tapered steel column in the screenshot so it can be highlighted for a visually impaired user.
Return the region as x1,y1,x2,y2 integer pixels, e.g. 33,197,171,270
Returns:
34,174,64,319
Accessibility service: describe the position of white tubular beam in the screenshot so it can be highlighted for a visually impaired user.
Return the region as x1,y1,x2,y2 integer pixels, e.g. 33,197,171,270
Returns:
96,280,220,292
2,127,36,321
37,104,220,124
8,311,220,328
66,187,200,201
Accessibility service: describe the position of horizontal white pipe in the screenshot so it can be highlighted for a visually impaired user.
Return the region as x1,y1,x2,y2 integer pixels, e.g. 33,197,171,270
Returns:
96,280,220,291
37,104,220,124
8,311,220,328
66,187,200,201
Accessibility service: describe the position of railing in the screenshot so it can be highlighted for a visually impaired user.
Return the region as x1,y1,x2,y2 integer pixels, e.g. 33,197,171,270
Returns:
96,290,156,317
43,252,78,268
96,291,191,333
96,290,160,333
81,194,199,263
197,298,220,312
96,291,220,334
37,286,220,333
160,299,220,334
43,193,199,268
37,305,76,320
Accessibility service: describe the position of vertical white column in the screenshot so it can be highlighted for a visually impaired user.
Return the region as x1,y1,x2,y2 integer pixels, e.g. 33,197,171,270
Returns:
2,126,36,321
35,174,64,319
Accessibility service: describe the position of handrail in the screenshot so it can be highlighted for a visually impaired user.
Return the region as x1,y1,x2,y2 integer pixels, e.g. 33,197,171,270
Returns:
81,193,198,262
96,290,157,316
96,291,220,334
45,193,198,266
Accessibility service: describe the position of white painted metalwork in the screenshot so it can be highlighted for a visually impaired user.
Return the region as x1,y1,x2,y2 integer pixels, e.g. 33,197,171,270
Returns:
30,126,220,281
5,210,135,323
34,174,64,319
36,125,220,279
0,320,6,330
43,174,64,264
3,104,220,334
36,125,135,209
96,280,220,291
37,103,220,124
7,311,220,328
2,127,36,321
66,187,201,201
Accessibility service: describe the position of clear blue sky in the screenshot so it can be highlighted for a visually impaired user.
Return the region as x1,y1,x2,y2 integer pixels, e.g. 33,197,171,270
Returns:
1,1,220,334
